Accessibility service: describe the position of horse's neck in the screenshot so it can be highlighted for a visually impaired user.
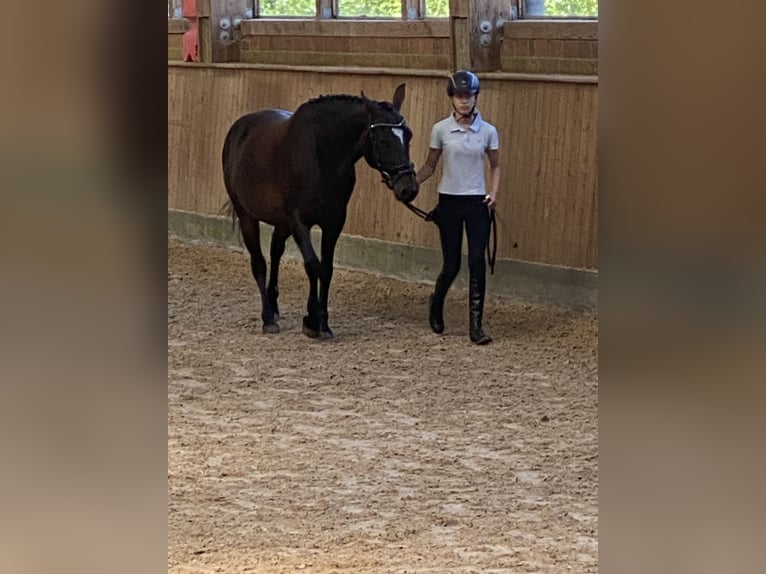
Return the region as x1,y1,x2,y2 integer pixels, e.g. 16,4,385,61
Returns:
318,104,367,148
313,104,368,168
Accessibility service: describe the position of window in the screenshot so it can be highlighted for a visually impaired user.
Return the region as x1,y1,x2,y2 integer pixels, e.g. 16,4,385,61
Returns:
524,0,598,18
168,0,182,19
337,0,402,18
260,0,315,17
166,1,599,21
250,0,449,19
427,0,449,18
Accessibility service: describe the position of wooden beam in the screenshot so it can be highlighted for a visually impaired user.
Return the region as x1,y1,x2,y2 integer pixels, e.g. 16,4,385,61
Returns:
168,61,598,84
209,0,251,62
451,17,470,71
199,17,212,62
504,21,598,40
468,0,512,72
241,19,450,38
316,0,333,19
450,0,512,72
168,19,191,34
449,0,468,17
195,0,212,17
403,0,425,20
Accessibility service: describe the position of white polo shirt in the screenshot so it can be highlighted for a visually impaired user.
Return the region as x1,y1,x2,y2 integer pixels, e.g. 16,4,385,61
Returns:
429,111,499,197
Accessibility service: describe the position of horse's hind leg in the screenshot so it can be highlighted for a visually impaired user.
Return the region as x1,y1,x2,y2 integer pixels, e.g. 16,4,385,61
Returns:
238,214,279,334
267,224,290,321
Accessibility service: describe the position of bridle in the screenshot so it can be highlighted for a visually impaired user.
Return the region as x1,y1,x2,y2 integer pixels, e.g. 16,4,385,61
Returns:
366,120,416,189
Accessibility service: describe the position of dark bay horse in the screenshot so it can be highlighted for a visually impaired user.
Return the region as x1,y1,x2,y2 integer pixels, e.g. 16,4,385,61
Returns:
222,84,419,339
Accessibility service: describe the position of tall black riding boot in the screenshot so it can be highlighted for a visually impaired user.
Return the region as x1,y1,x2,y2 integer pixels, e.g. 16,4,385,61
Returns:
469,275,492,345
428,275,451,334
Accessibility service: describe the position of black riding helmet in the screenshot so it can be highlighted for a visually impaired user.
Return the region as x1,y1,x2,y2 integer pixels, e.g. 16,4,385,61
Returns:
447,70,480,97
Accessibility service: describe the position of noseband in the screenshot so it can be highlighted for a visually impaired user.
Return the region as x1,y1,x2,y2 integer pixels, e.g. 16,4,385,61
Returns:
367,120,416,188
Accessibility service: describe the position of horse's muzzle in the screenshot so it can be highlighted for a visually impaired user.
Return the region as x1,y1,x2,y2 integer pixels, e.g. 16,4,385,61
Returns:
383,165,419,203
396,181,419,204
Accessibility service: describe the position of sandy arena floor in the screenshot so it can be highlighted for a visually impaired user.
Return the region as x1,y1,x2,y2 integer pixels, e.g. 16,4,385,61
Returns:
168,237,598,573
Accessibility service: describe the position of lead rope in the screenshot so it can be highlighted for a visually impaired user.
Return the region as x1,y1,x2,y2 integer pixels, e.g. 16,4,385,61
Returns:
404,202,433,221
403,202,497,274
487,208,497,275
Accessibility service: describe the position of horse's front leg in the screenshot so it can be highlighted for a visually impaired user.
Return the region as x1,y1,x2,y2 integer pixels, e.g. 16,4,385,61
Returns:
290,215,323,338
317,221,344,339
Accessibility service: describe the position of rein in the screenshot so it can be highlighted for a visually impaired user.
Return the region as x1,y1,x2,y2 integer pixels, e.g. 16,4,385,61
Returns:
404,201,498,275
404,202,433,221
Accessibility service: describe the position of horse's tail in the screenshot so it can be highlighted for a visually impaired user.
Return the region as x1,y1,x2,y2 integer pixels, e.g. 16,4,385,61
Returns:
219,199,239,235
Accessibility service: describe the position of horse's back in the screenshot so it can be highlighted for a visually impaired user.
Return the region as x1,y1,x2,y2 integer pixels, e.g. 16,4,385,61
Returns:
222,109,293,226
225,109,291,140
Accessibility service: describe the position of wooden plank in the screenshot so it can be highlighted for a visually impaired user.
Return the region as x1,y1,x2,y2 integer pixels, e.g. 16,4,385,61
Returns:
168,62,598,84
244,35,448,55
504,21,597,40
238,28,452,70
451,17,470,70
449,0,468,18
168,19,191,34
195,0,212,17
241,19,450,37
199,17,212,62
482,70,597,84
168,34,185,61
502,55,597,75
240,49,448,70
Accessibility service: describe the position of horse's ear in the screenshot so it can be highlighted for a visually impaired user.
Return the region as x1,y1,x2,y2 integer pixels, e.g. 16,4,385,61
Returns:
392,83,406,111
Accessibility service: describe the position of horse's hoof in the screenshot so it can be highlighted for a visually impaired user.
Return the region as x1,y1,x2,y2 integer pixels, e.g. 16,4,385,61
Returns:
319,329,334,340
302,316,320,338
302,325,320,338
262,323,280,334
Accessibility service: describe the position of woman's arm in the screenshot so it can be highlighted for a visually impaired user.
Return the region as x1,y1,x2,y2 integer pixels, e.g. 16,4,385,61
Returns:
485,149,501,210
416,148,442,184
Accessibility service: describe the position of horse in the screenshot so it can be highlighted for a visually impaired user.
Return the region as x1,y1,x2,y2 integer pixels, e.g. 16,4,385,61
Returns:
222,83,419,339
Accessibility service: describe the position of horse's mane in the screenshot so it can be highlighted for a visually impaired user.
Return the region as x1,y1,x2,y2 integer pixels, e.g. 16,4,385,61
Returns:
307,94,364,106
291,94,401,144
303,94,398,114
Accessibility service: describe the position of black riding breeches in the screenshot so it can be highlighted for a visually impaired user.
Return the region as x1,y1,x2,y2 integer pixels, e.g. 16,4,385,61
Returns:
433,194,491,291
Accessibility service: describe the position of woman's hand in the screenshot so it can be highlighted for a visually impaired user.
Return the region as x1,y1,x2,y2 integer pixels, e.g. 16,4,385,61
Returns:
485,150,500,211
417,148,442,184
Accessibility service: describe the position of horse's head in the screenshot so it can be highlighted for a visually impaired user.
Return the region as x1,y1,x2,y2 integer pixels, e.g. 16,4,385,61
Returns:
361,84,419,204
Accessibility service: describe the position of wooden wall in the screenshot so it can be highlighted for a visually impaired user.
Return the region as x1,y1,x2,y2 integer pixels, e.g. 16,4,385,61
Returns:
240,20,451,70
166,16,451,69
168,18,596,76
502,20,597,75
168,64,597,270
